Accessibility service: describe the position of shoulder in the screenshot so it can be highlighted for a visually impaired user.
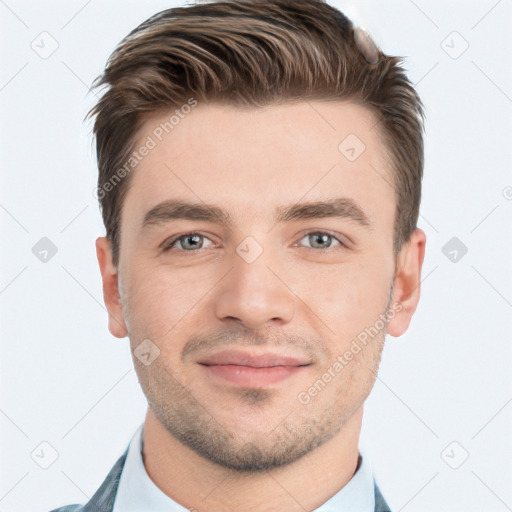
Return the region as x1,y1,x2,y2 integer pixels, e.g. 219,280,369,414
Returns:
46,446,129,512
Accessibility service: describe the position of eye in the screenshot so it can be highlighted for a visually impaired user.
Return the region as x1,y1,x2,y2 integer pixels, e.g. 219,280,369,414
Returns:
297,231,345,250
163,232,214,252
162,230,346,253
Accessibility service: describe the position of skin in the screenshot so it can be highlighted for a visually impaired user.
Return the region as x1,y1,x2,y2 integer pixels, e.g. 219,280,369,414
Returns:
96,100,426,512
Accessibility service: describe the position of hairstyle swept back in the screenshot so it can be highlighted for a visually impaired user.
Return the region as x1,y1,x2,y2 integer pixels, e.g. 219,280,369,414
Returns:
87,0,425,268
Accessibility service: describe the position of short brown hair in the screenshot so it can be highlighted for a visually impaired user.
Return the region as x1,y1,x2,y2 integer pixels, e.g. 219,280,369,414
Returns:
87,0,425,268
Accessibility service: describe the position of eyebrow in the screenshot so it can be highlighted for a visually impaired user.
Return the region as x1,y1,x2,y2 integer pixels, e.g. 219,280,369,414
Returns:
141,197,372,232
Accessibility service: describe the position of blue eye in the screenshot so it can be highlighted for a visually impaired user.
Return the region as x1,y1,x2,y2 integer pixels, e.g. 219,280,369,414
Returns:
163,231,345,253
299,232,343,250
164,233,214,251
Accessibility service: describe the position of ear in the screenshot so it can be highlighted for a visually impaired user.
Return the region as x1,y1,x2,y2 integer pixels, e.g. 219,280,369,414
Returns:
387,228,426,337
95,236,129,338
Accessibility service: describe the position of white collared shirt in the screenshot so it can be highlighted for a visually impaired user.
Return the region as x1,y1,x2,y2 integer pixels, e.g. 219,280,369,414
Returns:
113,423,375,512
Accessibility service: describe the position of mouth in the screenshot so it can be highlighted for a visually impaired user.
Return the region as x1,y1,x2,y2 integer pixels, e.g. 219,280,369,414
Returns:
197,350,312,387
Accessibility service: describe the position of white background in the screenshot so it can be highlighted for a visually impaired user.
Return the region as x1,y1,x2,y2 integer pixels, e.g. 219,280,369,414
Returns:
1,1,511,511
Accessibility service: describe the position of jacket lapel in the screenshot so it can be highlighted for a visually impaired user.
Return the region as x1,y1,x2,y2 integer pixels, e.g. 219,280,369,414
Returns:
374,481,392,512
81,446,129,512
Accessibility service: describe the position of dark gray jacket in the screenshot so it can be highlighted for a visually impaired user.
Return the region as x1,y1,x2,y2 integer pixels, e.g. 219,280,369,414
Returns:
49,446,392,512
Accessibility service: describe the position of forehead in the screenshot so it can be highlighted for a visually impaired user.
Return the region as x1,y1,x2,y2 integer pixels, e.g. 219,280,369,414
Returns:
122,100,395,231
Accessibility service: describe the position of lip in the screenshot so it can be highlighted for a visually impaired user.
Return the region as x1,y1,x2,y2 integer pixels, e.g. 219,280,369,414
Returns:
198,350,312,387
198,350,311,368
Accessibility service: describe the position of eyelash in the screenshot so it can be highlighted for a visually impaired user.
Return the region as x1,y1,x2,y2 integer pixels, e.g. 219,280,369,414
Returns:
163,231,346,253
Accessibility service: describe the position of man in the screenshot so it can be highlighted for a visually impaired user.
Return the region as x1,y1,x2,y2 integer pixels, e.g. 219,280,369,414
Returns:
50,0,426,510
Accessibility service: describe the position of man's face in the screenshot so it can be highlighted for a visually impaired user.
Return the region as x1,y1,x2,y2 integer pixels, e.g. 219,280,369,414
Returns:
98,100,422,471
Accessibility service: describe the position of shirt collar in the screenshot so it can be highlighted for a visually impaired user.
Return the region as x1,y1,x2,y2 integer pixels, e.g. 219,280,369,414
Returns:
113,423,375,512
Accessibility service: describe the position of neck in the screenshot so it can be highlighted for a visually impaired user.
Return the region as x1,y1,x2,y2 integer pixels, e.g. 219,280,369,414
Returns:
142,405,364,512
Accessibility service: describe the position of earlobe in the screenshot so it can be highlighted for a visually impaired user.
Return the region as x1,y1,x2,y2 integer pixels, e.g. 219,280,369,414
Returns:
387,228,426,338
95,236,129,338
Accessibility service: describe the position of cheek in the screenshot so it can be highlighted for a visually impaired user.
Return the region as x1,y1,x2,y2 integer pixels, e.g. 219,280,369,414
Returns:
304,258,391,340
124,263,220,340
123,271,181,337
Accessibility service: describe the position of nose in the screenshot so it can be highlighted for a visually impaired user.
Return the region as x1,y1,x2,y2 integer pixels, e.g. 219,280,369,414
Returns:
213,243,295,330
